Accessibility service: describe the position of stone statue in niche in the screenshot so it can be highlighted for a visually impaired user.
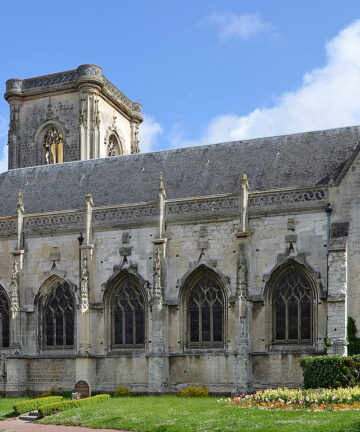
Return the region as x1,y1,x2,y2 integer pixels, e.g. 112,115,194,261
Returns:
107,134,120,157
80,254,89,314
152,247,162,304
10,261,20,313
237,244,247,317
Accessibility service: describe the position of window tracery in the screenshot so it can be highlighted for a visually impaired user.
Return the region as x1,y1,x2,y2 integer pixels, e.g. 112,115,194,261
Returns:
44,282,74,347
0,288,9,348
112,277,145,347
187,273,224,348
44,127,63,164
272,269,312,343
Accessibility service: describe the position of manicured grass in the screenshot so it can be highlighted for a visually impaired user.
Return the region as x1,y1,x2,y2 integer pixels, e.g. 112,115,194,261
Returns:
0,397,29,419
37,396,360,431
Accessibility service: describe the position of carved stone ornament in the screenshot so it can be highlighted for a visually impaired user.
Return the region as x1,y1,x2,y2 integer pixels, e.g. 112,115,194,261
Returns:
237,245,248,301
152,247,162,304
10,261,20,313
80,254,89,314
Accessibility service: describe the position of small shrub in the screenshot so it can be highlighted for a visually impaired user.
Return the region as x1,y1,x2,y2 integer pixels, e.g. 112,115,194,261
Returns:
114,386,131,397
40,387,55,398
180,385,208,397
300,355,360,389
38,394,110,417
13,396,63,414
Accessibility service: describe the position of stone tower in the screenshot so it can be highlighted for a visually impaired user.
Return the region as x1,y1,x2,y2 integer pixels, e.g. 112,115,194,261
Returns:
4,64,142,169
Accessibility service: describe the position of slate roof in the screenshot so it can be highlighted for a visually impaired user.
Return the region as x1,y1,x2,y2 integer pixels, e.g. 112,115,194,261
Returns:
0,125,359,217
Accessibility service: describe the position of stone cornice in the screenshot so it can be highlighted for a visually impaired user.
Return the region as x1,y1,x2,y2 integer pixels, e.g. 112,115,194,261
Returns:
4,64,142,122
0,186,328,237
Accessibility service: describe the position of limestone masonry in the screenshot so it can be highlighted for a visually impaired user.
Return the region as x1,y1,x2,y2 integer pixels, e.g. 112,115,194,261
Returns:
0,64,358,395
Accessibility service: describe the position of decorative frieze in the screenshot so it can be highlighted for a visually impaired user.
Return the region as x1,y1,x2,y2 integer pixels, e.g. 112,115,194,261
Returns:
166,195,239,219
249,188,327,210
5,65,142,121
93,203,159,227
0,186,328,237
23,212,86,235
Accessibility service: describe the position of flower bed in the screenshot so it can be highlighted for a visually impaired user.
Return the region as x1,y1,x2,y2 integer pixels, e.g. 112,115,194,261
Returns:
218,387,360,411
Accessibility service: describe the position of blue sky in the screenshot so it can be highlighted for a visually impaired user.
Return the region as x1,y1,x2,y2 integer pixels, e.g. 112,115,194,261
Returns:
2,0,360,167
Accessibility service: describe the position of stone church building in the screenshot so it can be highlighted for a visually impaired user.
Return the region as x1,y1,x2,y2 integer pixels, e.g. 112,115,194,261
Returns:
0,64,357,395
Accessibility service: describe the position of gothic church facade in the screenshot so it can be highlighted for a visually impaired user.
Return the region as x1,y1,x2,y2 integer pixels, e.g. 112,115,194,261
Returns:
0,64,357,395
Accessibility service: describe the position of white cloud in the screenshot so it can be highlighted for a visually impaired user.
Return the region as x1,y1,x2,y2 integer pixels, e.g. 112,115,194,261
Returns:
206,11,277,41
138,114,163,153
174,19,360,147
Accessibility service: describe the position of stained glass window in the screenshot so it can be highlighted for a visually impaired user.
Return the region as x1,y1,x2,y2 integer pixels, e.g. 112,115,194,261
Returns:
112,277,145,347
273,269,312,343
44,283,74,347
188,273,224,347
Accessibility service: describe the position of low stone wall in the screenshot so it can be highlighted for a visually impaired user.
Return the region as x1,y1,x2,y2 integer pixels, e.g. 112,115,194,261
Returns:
250,353,306,390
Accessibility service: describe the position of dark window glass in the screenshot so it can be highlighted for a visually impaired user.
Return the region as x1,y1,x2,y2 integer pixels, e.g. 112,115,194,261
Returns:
275,299,286,340
112,277,145,347
65,312,74,346
288,297,298,339
190,306,199,342
44,282,74,347
187,273,224,347
46,313,53,346
55,314,63,345
114,310,122,345
273,269,312,343
136,310,144,344
213,304,223,342
301,298,311,339
125,310,133,345
202,306,211,341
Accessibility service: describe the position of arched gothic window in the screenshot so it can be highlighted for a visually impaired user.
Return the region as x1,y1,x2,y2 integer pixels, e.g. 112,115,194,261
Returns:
44,282,74,347
107,134,121,157
272,268,313,343
44,127,63,164
186,271,224,348
112,277,145,347
0,288,9,348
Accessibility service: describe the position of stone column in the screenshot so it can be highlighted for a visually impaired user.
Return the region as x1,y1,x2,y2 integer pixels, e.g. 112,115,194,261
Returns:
76,195,95,386
327,234,348,355
233,173,251,393
10,191,25,350
148,173,169,394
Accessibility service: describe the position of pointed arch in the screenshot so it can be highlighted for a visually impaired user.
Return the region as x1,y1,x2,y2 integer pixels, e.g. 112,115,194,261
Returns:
104,130,123,157
36,275,75,349
0,286,10,348
265,259,318,346
104,270,147,349
180,265,227,349
34,120,67,165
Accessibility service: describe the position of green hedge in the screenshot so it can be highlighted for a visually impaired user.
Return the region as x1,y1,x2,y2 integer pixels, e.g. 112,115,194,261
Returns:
300,355,360,388
38,394,110,417
14,396,63,414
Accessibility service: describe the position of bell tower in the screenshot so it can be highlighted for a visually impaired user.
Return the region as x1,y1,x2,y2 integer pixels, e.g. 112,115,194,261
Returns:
4,64,142,170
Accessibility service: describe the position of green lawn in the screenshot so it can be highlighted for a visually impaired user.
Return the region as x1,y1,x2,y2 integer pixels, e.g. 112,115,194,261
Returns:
36,396,360,432
0,397,29,420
